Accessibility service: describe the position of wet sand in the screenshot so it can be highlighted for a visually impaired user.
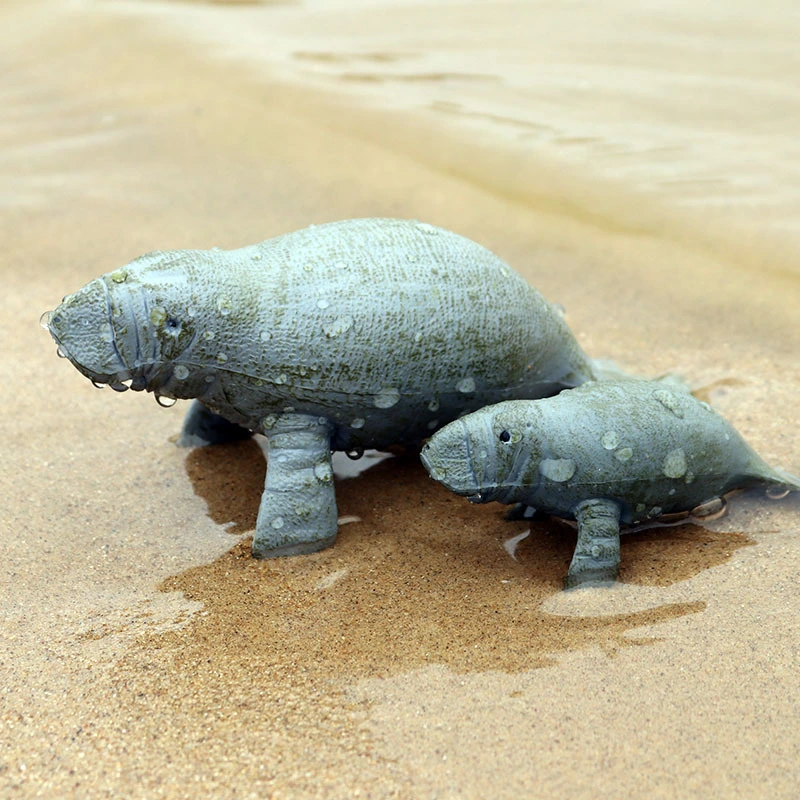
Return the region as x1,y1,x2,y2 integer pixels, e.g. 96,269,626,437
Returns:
1,1,799,797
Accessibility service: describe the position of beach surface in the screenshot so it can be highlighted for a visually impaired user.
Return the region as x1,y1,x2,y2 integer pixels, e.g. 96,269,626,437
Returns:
1,1,798,797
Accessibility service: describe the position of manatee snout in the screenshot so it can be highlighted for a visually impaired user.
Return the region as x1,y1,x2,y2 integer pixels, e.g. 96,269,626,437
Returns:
422,418,483,500
42,278,129,386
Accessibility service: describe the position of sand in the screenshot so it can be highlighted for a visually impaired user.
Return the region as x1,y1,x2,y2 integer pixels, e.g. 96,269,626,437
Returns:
1,1,798,797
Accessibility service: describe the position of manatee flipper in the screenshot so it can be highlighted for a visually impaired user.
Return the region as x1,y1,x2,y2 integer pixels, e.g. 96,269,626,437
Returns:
564,498,622,590
177,400,253,447
253,413,338,558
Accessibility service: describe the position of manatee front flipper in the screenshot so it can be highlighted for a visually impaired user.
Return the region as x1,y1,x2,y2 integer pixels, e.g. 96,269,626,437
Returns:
253,413,338,558
564,499,622,590
177,400,253,447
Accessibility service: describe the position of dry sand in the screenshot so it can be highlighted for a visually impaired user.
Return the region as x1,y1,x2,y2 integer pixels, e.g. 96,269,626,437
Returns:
1,1,798,798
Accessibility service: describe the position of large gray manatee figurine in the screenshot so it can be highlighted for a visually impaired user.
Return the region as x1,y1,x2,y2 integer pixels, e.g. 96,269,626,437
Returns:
43,218,597,558
421,379,800,588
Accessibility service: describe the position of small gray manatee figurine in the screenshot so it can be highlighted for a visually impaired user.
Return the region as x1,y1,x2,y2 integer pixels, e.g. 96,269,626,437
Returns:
421,379,800,588
43,218,597,558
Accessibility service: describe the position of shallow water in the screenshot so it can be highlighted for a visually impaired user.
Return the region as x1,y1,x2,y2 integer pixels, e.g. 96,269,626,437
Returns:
2,0,799,797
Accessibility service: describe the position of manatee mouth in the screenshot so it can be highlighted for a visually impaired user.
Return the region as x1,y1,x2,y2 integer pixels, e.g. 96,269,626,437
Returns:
40,304,142,393
420,421,484,499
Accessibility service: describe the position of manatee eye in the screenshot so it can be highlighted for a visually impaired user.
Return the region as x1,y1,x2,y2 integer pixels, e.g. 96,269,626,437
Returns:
499,430,511,443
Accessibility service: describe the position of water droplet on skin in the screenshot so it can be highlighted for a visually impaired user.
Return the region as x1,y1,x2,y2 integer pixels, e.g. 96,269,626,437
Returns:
457,377,476,394
374,387,401,408
251,253,262,262
284,406,295,414
427,419,439,430
271,517,285,529
39,311,52,330
205,374,216,383
615,447,633,462
110,268,128,283
649,507,662,518
539,458,576,482
317,298,330,310
334,261,347,270
99,323,114,343
601,431,619,450
351,418,365,429
260,330,271,342
662,448,688,479
174,364,190,381
313,463,333,483
56,346,68,359
428,399,440,412
323,316,354,338
203,330,216,341
149,306,167,326
262,414,278,429
216,353,228,365
276,373,288,385
653,389,684,418
414,332,423,343
217,296,233,316
156,395,177,408
415,222,439,235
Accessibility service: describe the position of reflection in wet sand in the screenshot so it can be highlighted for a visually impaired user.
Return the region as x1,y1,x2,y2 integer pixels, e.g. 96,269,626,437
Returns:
172,451,758,675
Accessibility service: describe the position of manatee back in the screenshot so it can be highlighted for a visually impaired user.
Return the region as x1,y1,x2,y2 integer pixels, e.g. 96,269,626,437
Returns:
167,218,595,446
509,381,777,522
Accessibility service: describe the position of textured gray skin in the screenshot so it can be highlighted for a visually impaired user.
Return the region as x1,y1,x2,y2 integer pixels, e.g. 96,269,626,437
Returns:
43,218,597,557
421,380,800,588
